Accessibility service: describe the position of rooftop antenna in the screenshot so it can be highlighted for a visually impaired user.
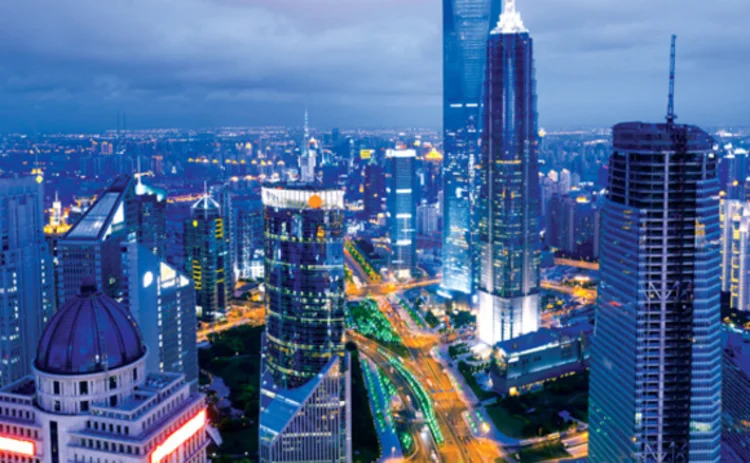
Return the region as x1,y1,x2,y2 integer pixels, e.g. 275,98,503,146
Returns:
666,34,677,127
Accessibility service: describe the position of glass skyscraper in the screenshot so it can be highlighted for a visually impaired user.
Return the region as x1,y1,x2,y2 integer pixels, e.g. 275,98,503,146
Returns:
259,185,351,463
387,148,418,281
441,0,500,295
589,122,722,462
476,0,541,345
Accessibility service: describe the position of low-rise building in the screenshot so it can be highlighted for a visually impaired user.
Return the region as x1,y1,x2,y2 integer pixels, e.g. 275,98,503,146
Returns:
0,280,208,463
490,322,592,395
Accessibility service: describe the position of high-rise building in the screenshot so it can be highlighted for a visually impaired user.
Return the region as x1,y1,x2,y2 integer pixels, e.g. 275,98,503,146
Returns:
213,184,237,284
476,0,541,345
588,122,722,462
386,148,418,281
363,160,385,221
235,197,265,280
417,202,440,236
122,242,198,385
185,191,232,321
57,175,137,305
259,185,351,463
0,176,56,387
441,0,501,295
134,175,168,259
0,279,208,463
719,149,748,200
720,200,750,311
722,331,750,462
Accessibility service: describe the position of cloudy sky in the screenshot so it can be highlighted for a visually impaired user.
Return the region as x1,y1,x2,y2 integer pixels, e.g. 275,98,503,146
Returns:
0,0,747,132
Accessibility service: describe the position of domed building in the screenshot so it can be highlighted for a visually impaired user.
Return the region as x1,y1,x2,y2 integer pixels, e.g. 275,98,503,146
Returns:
0,281,208,463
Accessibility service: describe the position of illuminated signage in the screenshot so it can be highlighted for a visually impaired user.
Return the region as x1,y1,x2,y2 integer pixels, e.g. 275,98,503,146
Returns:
0,436,35,457
360,149,373,160
151,410,206,463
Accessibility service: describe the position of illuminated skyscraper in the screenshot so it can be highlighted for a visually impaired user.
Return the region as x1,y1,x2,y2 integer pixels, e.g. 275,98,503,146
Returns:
134,174,168,259
476,0,541,345
441,0,500,295
720,200,750,311
588,122,722,462
259,185,351,463
0,176,55,387
185,191,232,321
387,148,418,281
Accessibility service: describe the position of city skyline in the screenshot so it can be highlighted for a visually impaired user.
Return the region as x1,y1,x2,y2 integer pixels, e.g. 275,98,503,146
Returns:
0,0,748,132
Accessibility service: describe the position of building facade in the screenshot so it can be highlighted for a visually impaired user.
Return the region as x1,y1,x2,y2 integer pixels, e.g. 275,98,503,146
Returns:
720,200,750,311
722,331,750,462
185,193,232,321
476,0,541,345
235,198,265,281
123,242,199,385
134,176,168,259
259,185,351,463
0,177,56,387
588,122,722,462
386,148,418,281
0,280,208,463
441,0,501,295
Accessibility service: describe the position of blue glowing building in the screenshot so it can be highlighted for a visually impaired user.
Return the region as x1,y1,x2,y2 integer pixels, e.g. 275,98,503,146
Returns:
259,185,351,463
588,122,722,462
441,0,500,295
476,0,541,345
387,148,418,281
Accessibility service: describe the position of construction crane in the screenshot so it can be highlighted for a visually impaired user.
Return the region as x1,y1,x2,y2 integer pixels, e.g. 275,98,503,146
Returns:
666,34,677,127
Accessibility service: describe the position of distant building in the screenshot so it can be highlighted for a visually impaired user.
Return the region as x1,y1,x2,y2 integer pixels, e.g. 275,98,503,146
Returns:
259,185,351,463
720,200,750,311
722,331,750,462
490,323,593,395
719,149,749,200
589,122,722,462
185,192,232,321
387,148,418,281
417,202,440,236
476,0,541,345
235,198,264,280
134,176,168,259
363,161,385,221
0,176,56,387
0,280,208,463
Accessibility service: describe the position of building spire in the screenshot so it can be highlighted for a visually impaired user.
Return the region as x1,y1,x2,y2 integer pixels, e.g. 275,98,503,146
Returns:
493,0,528,34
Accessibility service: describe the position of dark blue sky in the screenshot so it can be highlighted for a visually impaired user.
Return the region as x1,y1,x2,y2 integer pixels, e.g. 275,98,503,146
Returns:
0,0,747,132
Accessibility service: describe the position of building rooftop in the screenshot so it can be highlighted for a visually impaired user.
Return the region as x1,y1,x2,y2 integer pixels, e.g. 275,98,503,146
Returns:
496,322,593,357
65,176,133,241
35,279,146,375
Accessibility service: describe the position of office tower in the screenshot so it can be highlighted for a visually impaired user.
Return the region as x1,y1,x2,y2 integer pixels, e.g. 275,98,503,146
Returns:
719,149,748,200
0,279,208,463
56,175,137,305
235,197,265,280
363,160,385,221
185,191,232,321
588,122,722,462
720,200,750,311
0,177,55,387
134,175,168,258
722,331,750,462
299,110,317,183
387,148,418,281
259,185,351,463
476,0,541,345
442,0,501,295
557,192,601,260
123,242,198,385
213,184,237,284
559,168,572,194
417,202,440,236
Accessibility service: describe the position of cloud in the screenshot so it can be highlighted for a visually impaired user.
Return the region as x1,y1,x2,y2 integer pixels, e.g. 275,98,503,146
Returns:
0,0,746,131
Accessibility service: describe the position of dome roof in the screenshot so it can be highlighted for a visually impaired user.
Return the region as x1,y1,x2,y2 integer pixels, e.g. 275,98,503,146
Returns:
35,279,146,375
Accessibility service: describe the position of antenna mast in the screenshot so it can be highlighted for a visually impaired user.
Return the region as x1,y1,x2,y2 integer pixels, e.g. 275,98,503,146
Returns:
666,34,677,126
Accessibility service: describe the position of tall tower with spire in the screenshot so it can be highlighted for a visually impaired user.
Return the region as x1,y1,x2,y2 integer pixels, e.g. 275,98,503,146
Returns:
441,0,501,297
476,0,541,345
299,109,317,182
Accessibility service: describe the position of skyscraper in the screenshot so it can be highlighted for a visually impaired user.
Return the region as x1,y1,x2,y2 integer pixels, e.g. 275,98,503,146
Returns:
588,122,722,462
57,175,137,305
185,191,232,321
720,200,750,311
134,174,168,259
0,176,56,387
387,148,418,281
722,331,750,462
441,0,500,295
259,185,351,463
476,0,541,345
